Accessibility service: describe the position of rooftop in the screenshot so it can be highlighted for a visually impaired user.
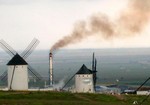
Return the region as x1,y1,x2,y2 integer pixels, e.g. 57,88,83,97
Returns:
7,53,28,65
76,64,93,74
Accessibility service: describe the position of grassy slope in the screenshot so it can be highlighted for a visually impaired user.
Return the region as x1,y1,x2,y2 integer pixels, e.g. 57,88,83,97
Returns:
0,91,149,105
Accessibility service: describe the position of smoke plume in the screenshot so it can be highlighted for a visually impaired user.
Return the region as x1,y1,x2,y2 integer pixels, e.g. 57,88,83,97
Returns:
53,78,65,90
51,0,150,51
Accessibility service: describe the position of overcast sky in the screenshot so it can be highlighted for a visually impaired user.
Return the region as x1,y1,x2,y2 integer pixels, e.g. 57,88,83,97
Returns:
0,0,150,51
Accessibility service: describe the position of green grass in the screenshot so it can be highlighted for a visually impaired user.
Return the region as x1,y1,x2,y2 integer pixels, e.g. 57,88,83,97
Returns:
0,91,149,105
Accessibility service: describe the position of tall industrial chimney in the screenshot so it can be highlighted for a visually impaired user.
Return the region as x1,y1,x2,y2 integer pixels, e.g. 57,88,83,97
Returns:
49,52,53,86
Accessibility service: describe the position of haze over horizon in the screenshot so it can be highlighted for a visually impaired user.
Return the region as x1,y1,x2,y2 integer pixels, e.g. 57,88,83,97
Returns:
0,0,150,51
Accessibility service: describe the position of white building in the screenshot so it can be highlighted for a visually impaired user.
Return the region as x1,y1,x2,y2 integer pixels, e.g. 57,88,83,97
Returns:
75,64,94,93
137,91,150,95
7,54,28,90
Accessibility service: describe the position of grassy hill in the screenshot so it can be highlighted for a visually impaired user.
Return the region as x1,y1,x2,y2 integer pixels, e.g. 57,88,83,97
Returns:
0,91,149,105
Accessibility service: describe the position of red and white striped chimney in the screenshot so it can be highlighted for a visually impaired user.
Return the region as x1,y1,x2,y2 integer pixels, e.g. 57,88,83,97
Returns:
49,52,53,86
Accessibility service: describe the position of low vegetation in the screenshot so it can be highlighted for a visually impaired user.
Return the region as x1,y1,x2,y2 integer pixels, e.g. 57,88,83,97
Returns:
0,91,149,105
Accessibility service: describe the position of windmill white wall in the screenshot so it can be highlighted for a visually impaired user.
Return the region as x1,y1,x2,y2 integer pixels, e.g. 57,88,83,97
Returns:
7,53,29,90
75,74,94,93
8,65,28,90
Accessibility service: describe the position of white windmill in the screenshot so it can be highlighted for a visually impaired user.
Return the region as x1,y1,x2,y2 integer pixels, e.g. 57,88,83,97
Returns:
0,38,42,90
62,53,97,93
7,53,28,90
75,64,94,93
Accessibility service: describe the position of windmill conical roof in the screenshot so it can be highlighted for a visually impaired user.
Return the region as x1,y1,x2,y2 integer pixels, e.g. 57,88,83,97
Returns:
76,64,92,74
7,53,28,65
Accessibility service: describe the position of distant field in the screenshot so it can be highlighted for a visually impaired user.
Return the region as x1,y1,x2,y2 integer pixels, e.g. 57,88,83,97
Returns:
0,91,149,105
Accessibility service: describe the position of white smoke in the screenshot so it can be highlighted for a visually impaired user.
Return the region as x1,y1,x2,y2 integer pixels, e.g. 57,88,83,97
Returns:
53,78,65,90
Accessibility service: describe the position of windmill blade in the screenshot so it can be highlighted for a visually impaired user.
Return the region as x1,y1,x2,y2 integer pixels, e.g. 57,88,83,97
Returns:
28,67,42,80
1,74,8,82
23,40,39,59
21,38,37,57
139,93,150,105
94,58,97,72
0,39,17,57
21,38,40,59
135,77,150,92
62,71,77,90
93,58,97,85
0,70,7,82
28,65,42,80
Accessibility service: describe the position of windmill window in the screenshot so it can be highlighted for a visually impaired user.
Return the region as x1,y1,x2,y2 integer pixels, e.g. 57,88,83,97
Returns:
16,66,18,68
83,75,84,77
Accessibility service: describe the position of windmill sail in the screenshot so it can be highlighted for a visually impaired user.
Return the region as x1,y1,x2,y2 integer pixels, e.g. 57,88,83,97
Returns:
0,39,16,57
92,52,95,71
91,52,97,91
28,65,42,80
21,38,40,59
0,70,7,81
93,59,97,88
